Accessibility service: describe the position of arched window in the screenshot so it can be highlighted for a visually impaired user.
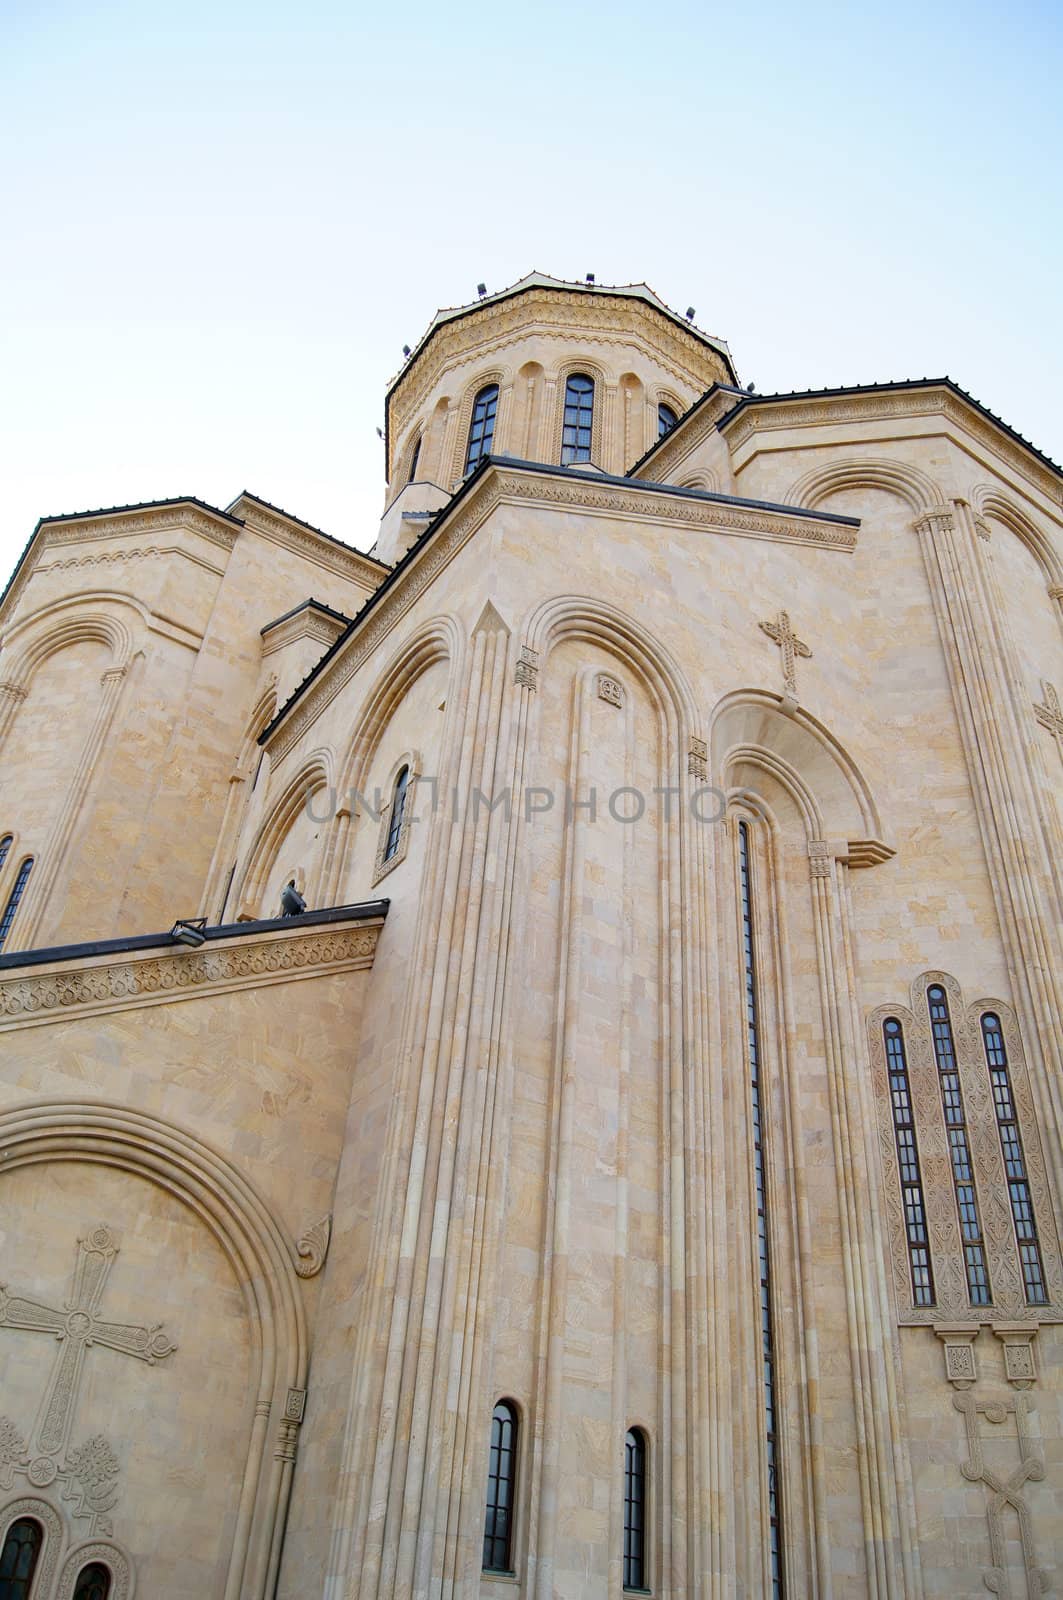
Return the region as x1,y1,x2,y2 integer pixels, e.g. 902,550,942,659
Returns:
464,384,499,474
0,834,11,873
0,857,33,952
623,1428,647,1591
883,1019,934,1305
927,984,990,1305
0,1517,43,1598
561,374,594,464
737,821,783,1596
657,402,678,438
981,1012,1046,1304
72,1563,112,1600
407,433,422,486
384,766,409,864
482,1399,518,1573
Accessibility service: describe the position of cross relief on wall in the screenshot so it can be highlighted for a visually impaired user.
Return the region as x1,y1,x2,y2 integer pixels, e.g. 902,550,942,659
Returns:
758,609,812,696
0,1224,177,1535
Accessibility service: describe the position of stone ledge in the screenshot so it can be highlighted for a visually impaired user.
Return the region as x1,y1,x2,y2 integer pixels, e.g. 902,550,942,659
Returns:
0,903,388,1031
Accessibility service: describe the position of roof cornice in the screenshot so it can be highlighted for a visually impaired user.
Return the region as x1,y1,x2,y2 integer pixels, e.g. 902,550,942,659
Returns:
260,456,859,764
230,492,389,591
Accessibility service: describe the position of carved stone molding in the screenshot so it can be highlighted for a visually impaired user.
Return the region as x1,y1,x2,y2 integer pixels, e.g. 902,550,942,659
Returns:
230,496,385,593
723,387,1063,510
293,1214,332,1279
0,920,383,1032
261,606,349,658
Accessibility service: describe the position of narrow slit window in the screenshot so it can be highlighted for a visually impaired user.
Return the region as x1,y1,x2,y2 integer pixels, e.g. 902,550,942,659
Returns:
981,1013,1047,1304
927,984,991,1305
657,403,678,438
738,821,784,1598
0,835,11,873
72,1563,112,1600
561,374,594,464
0,1517,43,1599
623,1428,647,1591
407,433,422,485
482,1400,517,1573
883,1019,935,1305
384,767,409,864
465,385,499,474
0,858,33,952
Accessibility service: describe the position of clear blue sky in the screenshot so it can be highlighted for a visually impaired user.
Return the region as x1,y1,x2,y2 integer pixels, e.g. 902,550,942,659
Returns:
2,0,1060,570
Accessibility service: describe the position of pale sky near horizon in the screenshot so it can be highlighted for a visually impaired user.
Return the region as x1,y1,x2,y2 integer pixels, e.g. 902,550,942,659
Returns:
1,0,1060,574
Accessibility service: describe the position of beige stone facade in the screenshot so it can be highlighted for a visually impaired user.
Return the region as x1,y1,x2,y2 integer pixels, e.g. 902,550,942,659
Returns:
0,274,1060,1598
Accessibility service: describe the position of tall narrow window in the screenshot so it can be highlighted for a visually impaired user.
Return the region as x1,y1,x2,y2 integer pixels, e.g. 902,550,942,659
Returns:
384,767,409,864
981,1013,1047,1304
738,821,784,1599
623,1428,647,1591
561,374,594,464
883,1019,935,1305
464,384,499,474
0,858,33,952
657,403,678,438
0,1518,43,1599
482,1400,517,1573
72,1564,112,1600
927,985,991,1305
407,433,422,486
0,835,11,873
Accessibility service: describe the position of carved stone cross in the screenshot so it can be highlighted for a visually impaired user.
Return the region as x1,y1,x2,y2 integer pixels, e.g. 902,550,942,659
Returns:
0,1225,176,1461
759,610,812,695
1033,680,1063,763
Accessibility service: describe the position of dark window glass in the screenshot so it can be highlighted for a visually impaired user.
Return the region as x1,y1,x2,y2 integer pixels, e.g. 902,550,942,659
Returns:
407,434,422,485
384,767,409,864
465,385,499,474
738,822,784,1598
884,1019,935,1305
482,1400,517,1572
981,1013,1047,1304
657,403,678,438
561,374,594,464
927,985,991,1305
0,1518,43,1599
72,1564,112,1600
0,858,33,952
623,1428,647,1591
0,836,11,873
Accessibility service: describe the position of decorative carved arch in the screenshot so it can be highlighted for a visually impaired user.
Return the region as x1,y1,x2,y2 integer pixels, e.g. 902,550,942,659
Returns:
0,1099,308,1600
551,359,608,469
676,470,720,495
450,366,511,484
711,687,891,858
969,484,1063,588
231,749,334,919
0,596,138,691
523,593,700,737
785,456,947,516
55,1537,135,1600
0,1494,67,1599
327,616,460,903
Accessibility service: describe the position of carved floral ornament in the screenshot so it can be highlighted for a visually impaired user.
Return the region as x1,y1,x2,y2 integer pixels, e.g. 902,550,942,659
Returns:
0,922,383,1032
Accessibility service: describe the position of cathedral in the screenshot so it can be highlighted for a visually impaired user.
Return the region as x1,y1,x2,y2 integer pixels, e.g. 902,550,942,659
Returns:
0,271,1061,1599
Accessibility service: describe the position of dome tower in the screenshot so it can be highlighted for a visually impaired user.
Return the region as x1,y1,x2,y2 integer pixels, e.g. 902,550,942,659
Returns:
375,272,737,562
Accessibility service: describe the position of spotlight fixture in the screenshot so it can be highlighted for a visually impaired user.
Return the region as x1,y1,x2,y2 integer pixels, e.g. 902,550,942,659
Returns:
586,272,595,284
477,282,487,297
685,307,696,320
376,427,383,439
402,345,411,358
171,917,208,948
746,381,756,394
